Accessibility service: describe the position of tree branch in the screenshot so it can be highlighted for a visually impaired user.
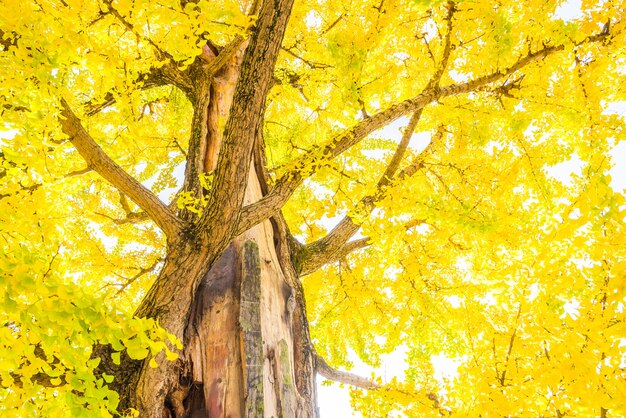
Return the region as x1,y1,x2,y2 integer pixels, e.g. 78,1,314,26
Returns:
102,0,171,59
236,31,612,234
180,74,211,201
178,35,250,202
297,120,438,276
299,126,444,275
281,46,331,69
65,166,93,177
294,3,457,274
59,99,184,239
428,1,456,89
315,218,432,265
96,188,182,226
297,217,432,270
84,61,194,117
315,354,379,390
330,237,371,261
199,0,295,241
114,257,164,296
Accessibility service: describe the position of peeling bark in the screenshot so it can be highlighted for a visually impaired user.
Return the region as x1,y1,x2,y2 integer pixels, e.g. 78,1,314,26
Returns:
170,164,315,418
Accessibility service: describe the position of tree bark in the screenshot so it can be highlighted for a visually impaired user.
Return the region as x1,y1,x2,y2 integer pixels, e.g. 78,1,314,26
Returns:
100,111,317,418
178,165,316,418
101,176,317,417
104,165,318,417
98,0,319,412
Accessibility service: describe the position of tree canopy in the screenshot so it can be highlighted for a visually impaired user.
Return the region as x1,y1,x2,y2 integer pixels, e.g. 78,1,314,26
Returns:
1,0,626,416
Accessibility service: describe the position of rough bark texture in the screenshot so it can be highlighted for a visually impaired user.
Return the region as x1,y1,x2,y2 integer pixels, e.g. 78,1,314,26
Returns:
176,165,314,418
93,0,320,415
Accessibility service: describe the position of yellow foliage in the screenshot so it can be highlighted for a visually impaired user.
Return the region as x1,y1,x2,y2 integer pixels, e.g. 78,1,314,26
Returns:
1,0,625,415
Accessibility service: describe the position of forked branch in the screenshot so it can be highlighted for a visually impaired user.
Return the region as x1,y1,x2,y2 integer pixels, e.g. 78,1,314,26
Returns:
236,29,611,235
297,110,423,275
203,35,248,75
295,2,455,274
59,99,183,238
297,123,441,276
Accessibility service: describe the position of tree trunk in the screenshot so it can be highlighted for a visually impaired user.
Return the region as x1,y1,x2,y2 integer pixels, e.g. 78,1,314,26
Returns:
100,166,318,418
179,165,317,418
100,22,318,416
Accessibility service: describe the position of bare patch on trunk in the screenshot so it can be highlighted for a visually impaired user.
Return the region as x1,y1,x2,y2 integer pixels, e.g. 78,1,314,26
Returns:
185,245,243,418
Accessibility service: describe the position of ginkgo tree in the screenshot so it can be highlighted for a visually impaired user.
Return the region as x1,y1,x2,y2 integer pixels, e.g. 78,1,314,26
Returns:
1,0,625,416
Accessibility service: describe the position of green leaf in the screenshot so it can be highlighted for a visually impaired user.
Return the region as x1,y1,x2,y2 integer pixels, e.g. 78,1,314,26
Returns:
110,352,120,366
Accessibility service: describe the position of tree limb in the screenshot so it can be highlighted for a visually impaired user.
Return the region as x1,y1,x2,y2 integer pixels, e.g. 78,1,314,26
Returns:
114,257,164,296
297,118,434,276
315,218,432,265
95,188,182,226
178,35,250,203
298,217,432,269
315,354,379,390
84,61,194,117
198,0,295,242
102,0,171,60
65,166,93,177
294,2,456,274
329,237,371,261
180,74,211,201
428,1,456,89
298,126,445,275
59,99,184,239
236,30,611,234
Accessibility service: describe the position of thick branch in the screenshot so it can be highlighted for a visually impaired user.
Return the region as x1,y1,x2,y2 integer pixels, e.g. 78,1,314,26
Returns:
315,354,379,390
181,36,249,201
299,217,431,268
314,219,432,265
199,0,295,239
297,216,361,276
59,99,184,238
237,32,612,234
181,73,211,199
